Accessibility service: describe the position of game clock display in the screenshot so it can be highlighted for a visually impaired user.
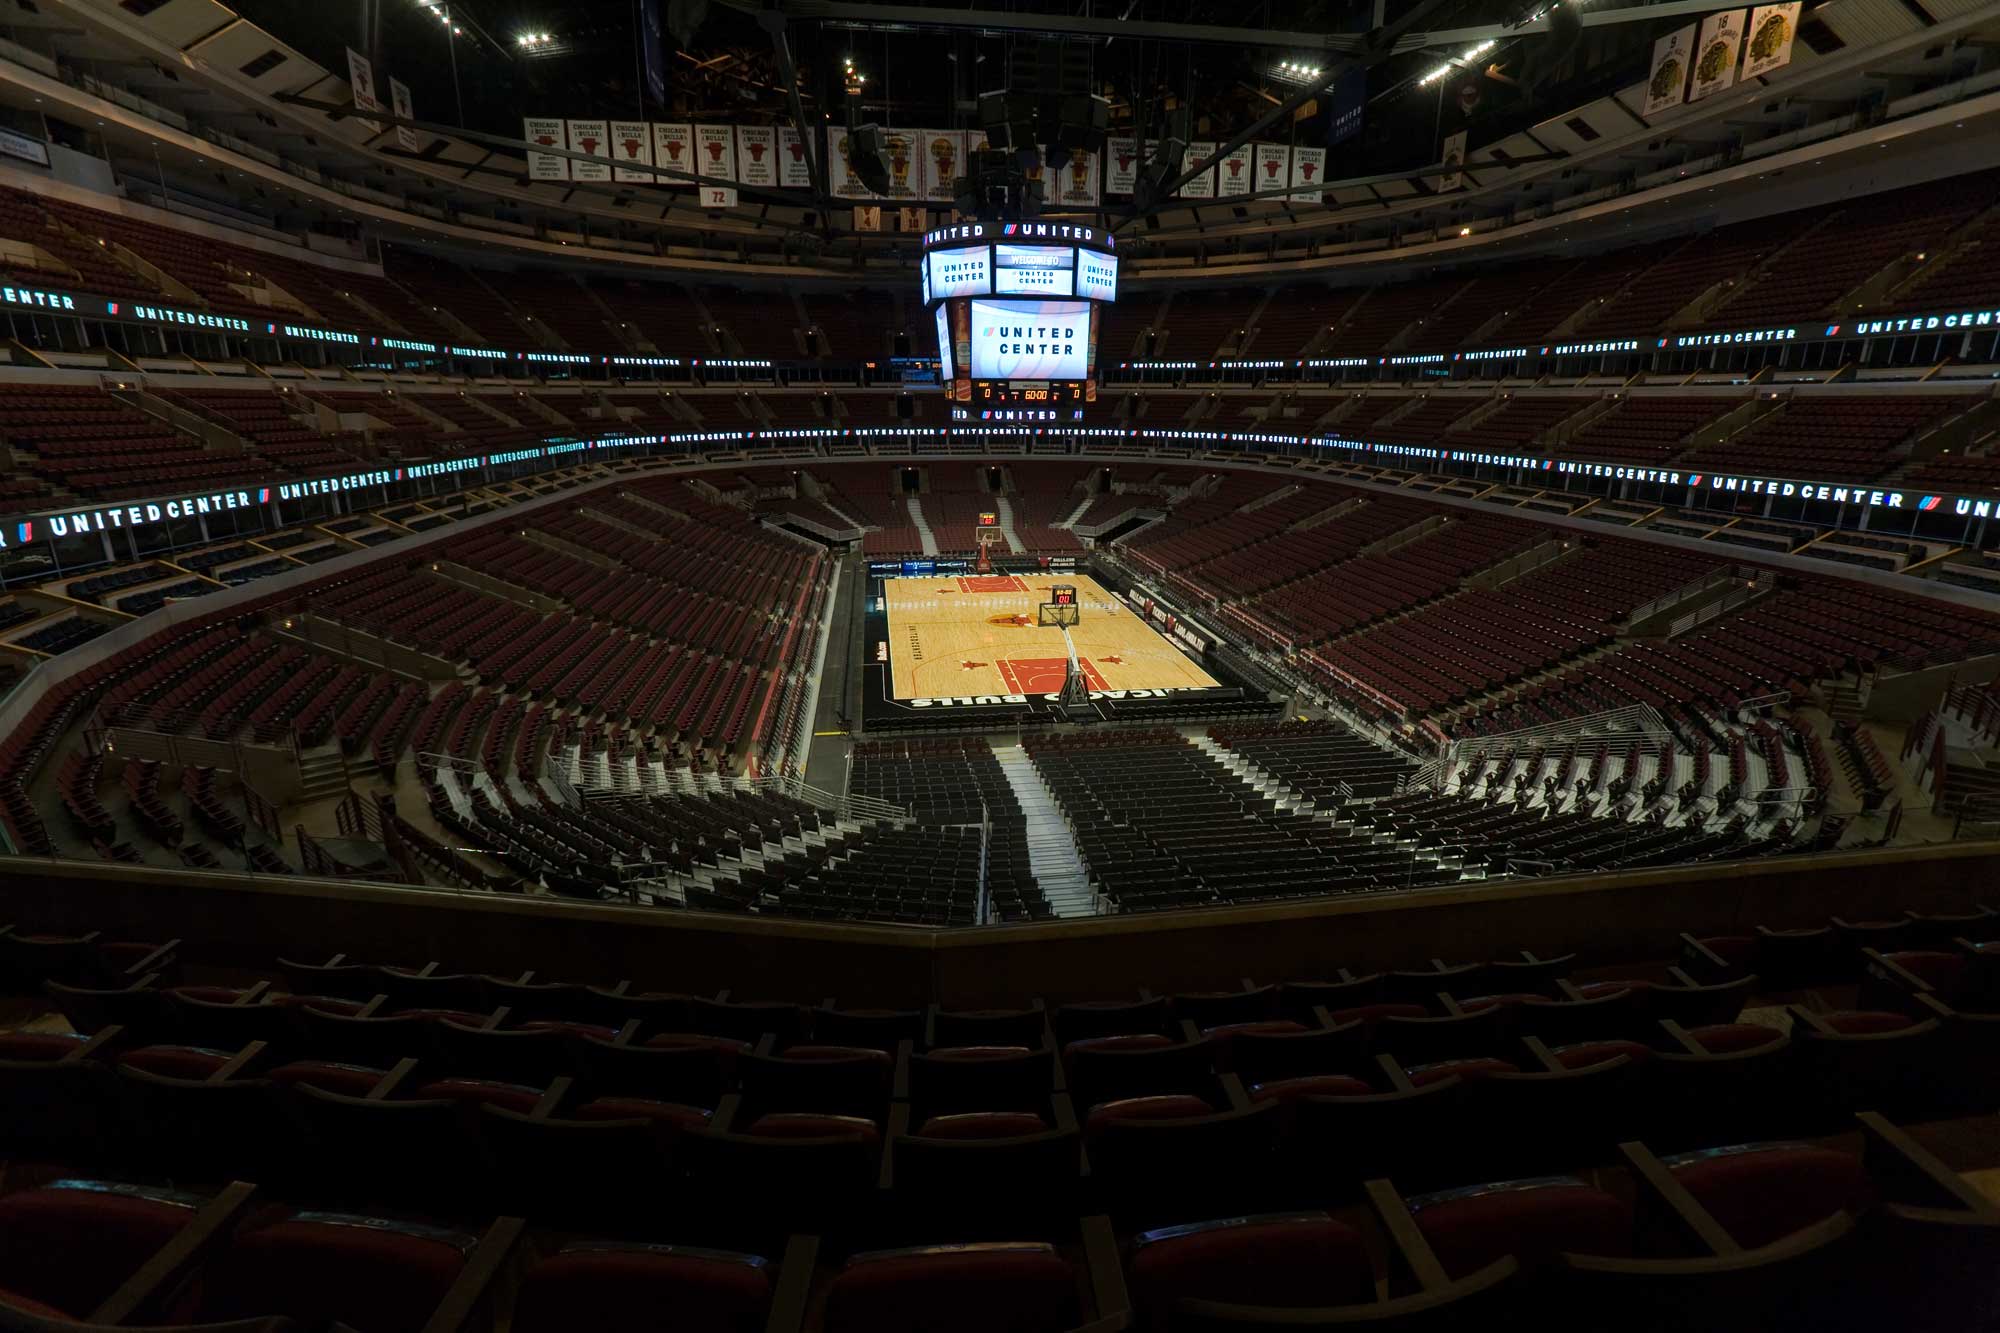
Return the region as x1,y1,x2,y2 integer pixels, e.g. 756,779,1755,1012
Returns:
973,380,1085,405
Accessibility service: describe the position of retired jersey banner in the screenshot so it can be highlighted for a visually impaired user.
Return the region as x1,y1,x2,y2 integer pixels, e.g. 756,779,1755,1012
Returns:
1690,10,1746,102
1253,143,1290,197
1438,130,1468,192
1741,2,1801,80
524,117,569,181
695,125,736,183
1180,142,1217,199
1215,142,1251,197
1644,23,1697,117
652,123,693,185
1104,137,1140,195
1053,149,1100,207
776,126,812,188
388,77,419,152
567,120,611,181
735,126,776,187
610,120,653,182
1290,145,1326,202
921,130,963,203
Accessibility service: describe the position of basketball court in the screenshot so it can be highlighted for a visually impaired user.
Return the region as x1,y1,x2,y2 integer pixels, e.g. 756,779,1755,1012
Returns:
882,572,1220,701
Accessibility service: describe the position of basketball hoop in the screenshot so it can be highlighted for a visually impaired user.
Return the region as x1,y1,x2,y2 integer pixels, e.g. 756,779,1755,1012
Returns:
976,524,1002,575
1037,584,1092,704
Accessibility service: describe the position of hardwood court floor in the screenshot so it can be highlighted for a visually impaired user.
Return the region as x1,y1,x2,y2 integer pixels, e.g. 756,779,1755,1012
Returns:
883,572,1220,701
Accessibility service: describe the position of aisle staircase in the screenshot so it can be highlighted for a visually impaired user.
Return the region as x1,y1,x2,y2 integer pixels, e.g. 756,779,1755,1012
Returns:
1056,491,1096,529
1186,733,1315,813
905,495,941,556
992,743,1097,917
991,494,1028,553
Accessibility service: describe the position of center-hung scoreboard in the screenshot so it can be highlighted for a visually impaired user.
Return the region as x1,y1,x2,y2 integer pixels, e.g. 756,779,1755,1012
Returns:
920,221,1120,422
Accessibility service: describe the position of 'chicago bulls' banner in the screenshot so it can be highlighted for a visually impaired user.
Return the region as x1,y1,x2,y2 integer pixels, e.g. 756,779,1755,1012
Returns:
1179,142,1216,199
1215,143,1252,197
1290,145,1326,203
523,118,568,181
1104,137,1140,195
1252,143,1290,198
567,120,611,182
695,125,736,183
736,126,776,187
610,120,653,183
775,126,812,188
651,124,693,185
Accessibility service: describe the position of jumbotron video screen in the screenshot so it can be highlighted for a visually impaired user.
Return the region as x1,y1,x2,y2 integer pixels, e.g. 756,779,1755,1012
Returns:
920,221,1118,423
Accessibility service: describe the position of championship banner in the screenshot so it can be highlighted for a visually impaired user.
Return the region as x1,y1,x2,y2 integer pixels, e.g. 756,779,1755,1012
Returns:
344,48,382,135
524,117,569,181
611,120,653,183
567,120,612,182
826,128,875,199
776,126,812,188
921,130,963,203
1290,145,1326,202
882,129,922,200
652,124,693,185
1438,130,1468,192
1643,22,1697,117
1180,142,1217,199
1054,148,1100,207
1104,137,1139,195
736,125,776,187
1214,143,1251,197
1689,9,1746,102
1741,2,1801,81
695,125,737,183
1253,143,1290,197
388,77,419,152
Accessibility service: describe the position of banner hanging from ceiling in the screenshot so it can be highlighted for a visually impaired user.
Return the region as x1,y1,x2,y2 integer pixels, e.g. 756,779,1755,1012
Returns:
388,78,419,152
1215,143,1252,197
1053,149,1101,207
567,120,612,182
1741,2,1802,81
1290,145,1326,202
610,120,653,183
735,125,776,188
1644,23,1698,117
1253,143,1291,197
1181,142,1218,198
651,123,693,185
776,127,813,188
1689,10,1747,102
523,117,569,180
